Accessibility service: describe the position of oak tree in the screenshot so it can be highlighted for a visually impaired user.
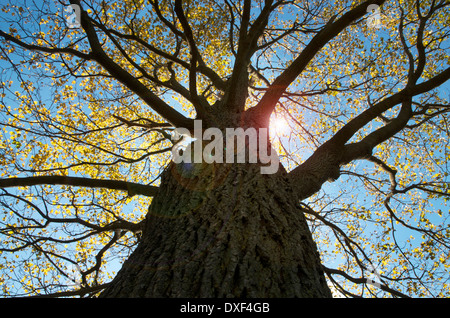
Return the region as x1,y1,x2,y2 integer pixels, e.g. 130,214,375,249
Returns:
0,0,449,297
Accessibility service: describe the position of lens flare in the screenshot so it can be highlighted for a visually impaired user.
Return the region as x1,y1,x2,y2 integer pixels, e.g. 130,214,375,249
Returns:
270,116,289,136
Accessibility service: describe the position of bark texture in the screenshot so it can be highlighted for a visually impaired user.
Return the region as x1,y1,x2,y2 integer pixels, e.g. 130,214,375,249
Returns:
100,161,331,297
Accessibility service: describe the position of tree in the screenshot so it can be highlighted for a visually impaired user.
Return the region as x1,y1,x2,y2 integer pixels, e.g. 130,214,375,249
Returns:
0,0,449,298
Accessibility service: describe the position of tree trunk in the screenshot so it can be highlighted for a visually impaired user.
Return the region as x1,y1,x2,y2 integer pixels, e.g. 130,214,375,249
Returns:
100,160,331,297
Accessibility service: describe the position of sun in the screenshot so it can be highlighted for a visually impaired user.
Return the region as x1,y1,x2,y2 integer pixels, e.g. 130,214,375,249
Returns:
270,116,289,137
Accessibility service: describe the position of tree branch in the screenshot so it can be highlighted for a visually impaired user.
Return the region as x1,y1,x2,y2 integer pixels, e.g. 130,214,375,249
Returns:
341,99,413,164
174,0,210,118
289,67,450,200
0,30,92,60
68,0,194,129
254,0,386,120
322,266,410,298
335,68,449,146
0,176,159,197
222,0,274,112
25,283,110,298
97,25,226,91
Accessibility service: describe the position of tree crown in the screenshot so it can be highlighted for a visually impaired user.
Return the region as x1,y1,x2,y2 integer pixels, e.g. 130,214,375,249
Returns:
0,0,449,297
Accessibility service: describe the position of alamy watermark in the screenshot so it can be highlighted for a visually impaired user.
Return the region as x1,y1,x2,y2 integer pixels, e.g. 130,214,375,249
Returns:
366,4,391,30
171,120,280,175
64,4,81,29
366,264,382,288
66,263,82,288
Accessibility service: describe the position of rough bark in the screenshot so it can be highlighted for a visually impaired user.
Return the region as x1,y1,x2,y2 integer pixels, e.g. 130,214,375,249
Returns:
100,160,331,297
